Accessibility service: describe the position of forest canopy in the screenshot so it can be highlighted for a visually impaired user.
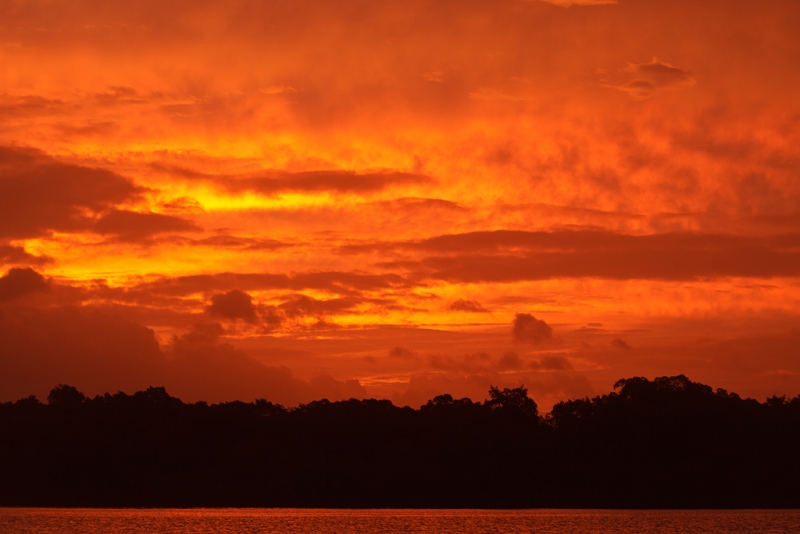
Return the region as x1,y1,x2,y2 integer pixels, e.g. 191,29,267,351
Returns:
2,375,799,508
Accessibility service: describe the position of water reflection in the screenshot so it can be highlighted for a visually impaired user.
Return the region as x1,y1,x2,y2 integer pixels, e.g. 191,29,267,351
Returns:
2,508,800,534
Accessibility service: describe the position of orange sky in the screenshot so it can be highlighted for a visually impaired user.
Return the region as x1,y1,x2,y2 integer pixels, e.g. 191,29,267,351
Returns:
2,0,799,410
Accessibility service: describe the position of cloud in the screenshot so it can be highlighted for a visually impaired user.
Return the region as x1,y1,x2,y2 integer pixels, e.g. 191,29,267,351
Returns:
205,290,258,323
513,313,554,344
278,294,359,319
0,94,65,118
167,322,367,403
532,356,573,370
0,305,166,402
238,170,431,196
448,299,490,313
156,165,432,196
93,86,148,106
93,209,200,241
0,268,49,302
603,58,696,99
0,244,52,266
0,146,143,239
0,306,366,405
371,230,800,281
165,322,312,404
389,346,416,359
308,374,367,400
539,0,617,6
497,351,524,371
391,369,593,411
192,235,289,250
611,338,631,350
370,197,468,218
128,271,408,299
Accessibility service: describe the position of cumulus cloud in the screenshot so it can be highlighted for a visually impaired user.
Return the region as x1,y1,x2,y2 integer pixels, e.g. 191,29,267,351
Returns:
603,58,696,99
448,299,490,313
205,290,258,323
512,313,554,344
0,267,49,301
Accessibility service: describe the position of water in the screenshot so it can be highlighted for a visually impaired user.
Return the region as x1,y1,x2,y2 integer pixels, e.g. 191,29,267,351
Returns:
1,508,799,533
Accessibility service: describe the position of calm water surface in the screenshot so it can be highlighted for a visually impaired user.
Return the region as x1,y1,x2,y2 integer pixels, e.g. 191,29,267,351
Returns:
1,508,799,533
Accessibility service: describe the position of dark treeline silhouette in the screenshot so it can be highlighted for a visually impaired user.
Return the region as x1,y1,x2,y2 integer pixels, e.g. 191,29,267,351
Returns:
2,375,799,508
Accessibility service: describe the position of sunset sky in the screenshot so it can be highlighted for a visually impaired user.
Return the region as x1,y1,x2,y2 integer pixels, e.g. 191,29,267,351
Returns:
2,0,799,410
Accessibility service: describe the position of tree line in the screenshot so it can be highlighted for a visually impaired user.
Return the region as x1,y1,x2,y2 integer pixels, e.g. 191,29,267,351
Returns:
1,375,799,508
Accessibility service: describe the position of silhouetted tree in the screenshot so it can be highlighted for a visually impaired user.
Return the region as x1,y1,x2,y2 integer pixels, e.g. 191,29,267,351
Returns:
1,376,799,508
47,384,86,406
487,385,538,418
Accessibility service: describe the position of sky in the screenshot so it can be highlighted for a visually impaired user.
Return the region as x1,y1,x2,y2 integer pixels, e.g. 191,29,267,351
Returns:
1,0,799,410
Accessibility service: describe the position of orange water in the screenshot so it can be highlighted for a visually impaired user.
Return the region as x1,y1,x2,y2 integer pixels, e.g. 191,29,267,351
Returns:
2,508,799,533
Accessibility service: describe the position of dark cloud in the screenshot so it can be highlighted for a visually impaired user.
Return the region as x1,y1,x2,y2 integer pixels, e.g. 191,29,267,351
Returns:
0,306,366,405
278,294,359,318
603,58,696,99
391,369,594,411
389,346,416,359
53,121,120,139
155,164,431,196
512,313,554,344
497,351,524,370
0,244,52,266
372,230,800,281
193,235,289,250
205,290,258,323
448,299,489,313
0,94,65,118
428,352,492,373
93,209,200,240
291,271,409,293
308,374,367,400
540,0,617,6
0,268,49,302
167,322,366,403
94,86,148,106
238,170,431,195
382,197,466,212
128,271,408,298
158,196,204,215
532,356,573,370
611,338,631,350
165,322,310,403
0,146,143,238
0,305,165,402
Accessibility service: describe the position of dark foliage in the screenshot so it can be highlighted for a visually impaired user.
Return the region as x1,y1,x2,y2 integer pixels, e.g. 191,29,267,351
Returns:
1,376,799,508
